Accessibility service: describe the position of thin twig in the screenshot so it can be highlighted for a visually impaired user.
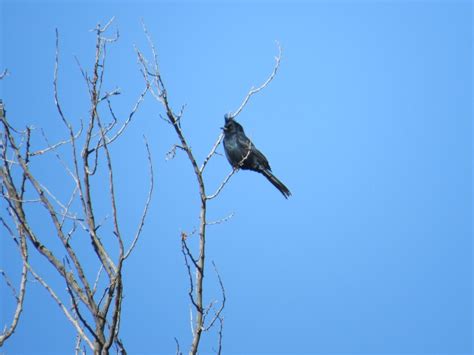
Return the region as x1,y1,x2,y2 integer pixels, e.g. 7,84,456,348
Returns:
0,230,28,347
0,69,8,80
206,140,252,200
91,16,115,34
0,270,18,300
189,306,195,338
0,193,41,203
174,337,182,355
203,261,226,331
74,331,82,355
99,88,121,103
26,264,94,350
206,169,238,200
200,132,224,173
206,212,235,226
229,41,282,119
65,273,100,344
96,110,123,256
216,316,224,355
124,136,154,260
181,238,200,312
37,127,81,187
60,185,79,228
92,265,104,296
98,85,149,147
29,124,83,157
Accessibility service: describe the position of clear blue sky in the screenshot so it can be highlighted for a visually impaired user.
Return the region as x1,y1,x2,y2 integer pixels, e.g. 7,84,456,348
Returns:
1,1,472,354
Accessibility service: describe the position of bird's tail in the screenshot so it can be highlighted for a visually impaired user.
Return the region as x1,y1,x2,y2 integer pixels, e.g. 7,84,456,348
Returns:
262,170,291,199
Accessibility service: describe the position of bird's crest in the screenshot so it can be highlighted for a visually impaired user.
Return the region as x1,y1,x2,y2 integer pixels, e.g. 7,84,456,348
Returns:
224,113,233,123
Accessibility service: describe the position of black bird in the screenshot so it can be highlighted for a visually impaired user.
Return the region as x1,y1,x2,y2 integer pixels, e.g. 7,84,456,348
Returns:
222,115,291,198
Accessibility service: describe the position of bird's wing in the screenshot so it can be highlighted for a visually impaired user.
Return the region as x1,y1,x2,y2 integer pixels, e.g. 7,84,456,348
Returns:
236,133,271,171
252,147,271,171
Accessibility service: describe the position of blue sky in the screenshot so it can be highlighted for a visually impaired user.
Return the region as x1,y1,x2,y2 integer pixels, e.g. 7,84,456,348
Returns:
1,1,472,354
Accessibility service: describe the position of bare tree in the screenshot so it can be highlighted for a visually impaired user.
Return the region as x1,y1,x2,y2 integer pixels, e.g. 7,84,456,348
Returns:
136,22,281,354
1,18,281,354
0,67,29,348
0,19,153,354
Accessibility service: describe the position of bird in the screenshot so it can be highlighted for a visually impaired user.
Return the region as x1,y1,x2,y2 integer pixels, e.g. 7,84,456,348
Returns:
222,115,291,198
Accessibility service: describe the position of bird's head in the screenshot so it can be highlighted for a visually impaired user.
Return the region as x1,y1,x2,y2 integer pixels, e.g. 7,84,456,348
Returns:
222,114,244,134
222,114,233,132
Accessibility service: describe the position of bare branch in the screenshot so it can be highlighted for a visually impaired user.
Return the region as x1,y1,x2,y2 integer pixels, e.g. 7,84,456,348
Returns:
206,168,238,200
1,193,41,203
206,139,252,200
74,55,91,94
189,306,194,337
60,185,79,229
99,87,121,102
91,16,116,35
0,270,18,299
54,29,75,133
99,84,149,147
65,275,100,344
216,316,224,355
0,69,9,80
0,239,27,347
203,261,226,331
37,181,70,213
181,233,199,270
74,332,83,355
96,110,123,257
114,336,126,354
37,127,81,187
200,132,224,173
181,238,200,313
103,273,123,352
206,212,235,226
26,264,94,350
140,20,163,95
0,157,19,165
124,136,154,260
174,337,182,355
165,144,186,161
30,124,83,157
20,128,32,197
0,216,16,240
92,265,104,296
229,41,282,119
